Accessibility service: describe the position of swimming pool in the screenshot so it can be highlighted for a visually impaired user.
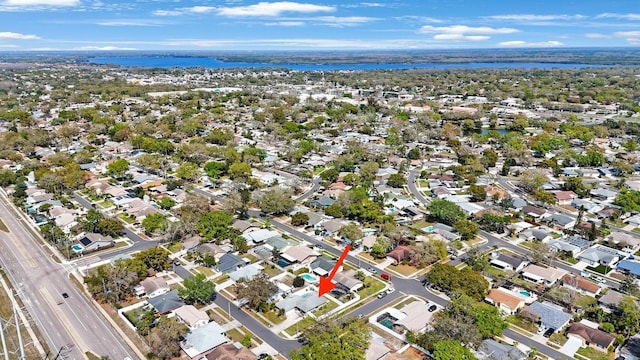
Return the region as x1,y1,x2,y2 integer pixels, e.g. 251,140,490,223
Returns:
379,318,394,329
277,259,290,268
519,290,531,297
72,244,83,252
300,273,318,283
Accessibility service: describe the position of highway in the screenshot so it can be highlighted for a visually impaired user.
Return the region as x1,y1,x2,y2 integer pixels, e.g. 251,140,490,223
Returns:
0,192,135,360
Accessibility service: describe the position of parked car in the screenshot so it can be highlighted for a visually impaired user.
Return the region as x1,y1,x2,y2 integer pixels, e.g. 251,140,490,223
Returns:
62,292,69,299
428,304,437,312
386,288,395,294
377,291,388,299
358,313,365,319
367,267,377,274
543,328,555,338
380,273,391,281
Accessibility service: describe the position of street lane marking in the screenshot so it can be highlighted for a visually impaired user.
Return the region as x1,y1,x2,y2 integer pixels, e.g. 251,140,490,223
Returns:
39,287,90,354
3,223,37,268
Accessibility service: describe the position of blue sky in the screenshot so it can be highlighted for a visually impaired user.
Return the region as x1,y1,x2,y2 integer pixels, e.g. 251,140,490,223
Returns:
0,0,639,51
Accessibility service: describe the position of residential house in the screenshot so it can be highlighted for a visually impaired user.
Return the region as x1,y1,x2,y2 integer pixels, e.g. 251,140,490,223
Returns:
617,259,640,278
282,246,319,265
198,243,228,261
549,213,576,229
477,339,527,360
147,290,185,314
548,236,591,256
276,292,327,314
77,233,115,253
522,205,547,219
311,195,336,208
561,274,602,297
393,301,433,333
567,323,615,352
577,245,620,268
608,231,640,251
485,288,525,315
229,263,263,282
489,253,528,272
333,269,363,293
205,343,256,360
232,219,256,233
320,219,347,236
180,321,229,359
310,257,337,277
361,235,377,251
241,229,280,244
174,305,209,330
598,289,625,313
386,246,412,264
216,253,245,274
590,188,618,202
138,277,170,298
520,264,567,287
521,301,572,333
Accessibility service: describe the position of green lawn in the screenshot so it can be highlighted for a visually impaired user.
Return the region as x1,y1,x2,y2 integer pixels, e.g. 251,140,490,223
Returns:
240,253,258,263
196,266,214,277
118,213,136,224
214,274,229,284
262,310,285,324
506,314,537,333
226,328,245,343
575,347,614,360
164,241,183,253
356,278,386,299
312,300,339,317
262,265,282,278
97,199,114,208
285,315,317,336
586,264,610,274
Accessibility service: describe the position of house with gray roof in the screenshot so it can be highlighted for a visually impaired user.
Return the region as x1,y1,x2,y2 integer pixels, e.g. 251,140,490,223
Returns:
549,213,576,229
521,301,572,333
276,292,327,314
477,339,526,360
229,263,263,282
180,321,229,359
147,290,185,314
490,253,528,272
577,245,620,267
310,256,337,277
215,253,245,274
598,289,624,312
241,229,280,243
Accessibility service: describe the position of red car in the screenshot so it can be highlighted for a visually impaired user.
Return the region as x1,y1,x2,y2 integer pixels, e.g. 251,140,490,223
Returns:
380,273,391,281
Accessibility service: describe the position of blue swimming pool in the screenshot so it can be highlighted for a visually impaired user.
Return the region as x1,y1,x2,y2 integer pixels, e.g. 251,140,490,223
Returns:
519,290,531,297
72,244,83,252
301,273,318,283
277,259,290,268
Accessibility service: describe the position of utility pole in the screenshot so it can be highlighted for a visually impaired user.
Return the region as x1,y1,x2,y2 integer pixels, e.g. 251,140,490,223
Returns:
0,317,9,360
11,293,25,360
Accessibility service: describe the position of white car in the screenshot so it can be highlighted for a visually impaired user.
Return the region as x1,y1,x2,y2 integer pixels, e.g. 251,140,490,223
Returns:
386,288,395,294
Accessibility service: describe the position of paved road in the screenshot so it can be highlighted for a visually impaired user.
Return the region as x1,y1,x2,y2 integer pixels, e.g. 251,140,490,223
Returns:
295,177,321,202
72,193,157,262
0,194,135,360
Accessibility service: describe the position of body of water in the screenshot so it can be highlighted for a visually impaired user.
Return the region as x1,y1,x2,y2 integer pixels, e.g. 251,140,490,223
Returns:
87,56,605,71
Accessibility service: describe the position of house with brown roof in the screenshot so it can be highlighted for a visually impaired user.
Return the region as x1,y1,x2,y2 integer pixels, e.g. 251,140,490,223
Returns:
138,276,170,298
554,191,578,205
205,343,256,360
282,246,319,265
387,246,412,264
520,264,567,287
567,323,615,351
485,288,525,315
561,274,602,297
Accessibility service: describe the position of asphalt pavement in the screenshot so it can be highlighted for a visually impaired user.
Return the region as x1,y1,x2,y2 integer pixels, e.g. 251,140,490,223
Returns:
0,193,135,360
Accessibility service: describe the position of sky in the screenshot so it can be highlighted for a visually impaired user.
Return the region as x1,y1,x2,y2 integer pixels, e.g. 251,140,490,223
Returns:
0,0,639,51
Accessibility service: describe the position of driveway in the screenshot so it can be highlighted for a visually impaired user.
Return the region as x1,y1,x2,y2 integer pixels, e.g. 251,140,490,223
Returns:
559,336,582,357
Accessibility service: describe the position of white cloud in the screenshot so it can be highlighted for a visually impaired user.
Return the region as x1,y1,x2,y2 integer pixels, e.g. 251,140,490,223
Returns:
0,31,40,39
596,13,640,20
497,40,563,47
434,34,489,41
74,46,137,50
264,21,304,26
486,14,585,21
153,6,216,16
0,43,19,47
419,25,518,41
189,6,216,14
96,19,167,26
312,16,376,27
585,33,610,39
614,30,640,44
3,0,78,5
162,37,433,49
217,2,334,17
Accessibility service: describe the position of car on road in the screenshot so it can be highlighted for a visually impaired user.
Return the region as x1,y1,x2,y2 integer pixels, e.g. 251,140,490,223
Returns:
377,291,387,299
62,292,69,299
358,313,365,319
428,304,437,312
367,267,377,274
380,273,391,281
386,288,395,294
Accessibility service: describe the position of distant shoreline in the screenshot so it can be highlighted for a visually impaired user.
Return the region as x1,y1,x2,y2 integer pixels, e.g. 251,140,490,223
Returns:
1,48,640,67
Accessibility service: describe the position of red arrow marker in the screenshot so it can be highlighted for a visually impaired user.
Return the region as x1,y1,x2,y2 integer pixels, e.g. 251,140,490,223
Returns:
318,244,351,297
